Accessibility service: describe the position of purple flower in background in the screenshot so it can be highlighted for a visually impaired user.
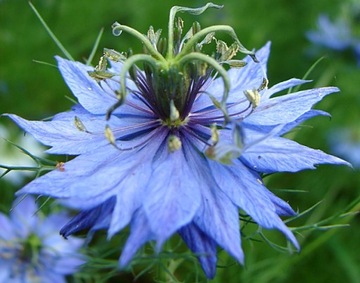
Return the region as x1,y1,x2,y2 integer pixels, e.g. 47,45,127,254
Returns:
4,4,349,279
328,127,360,168
0,197,84,282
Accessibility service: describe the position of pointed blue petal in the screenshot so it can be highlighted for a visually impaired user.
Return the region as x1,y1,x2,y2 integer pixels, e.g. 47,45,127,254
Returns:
244,87,339,126
16,146,127,208
60,197,115,238
208,160,299,249
184,145,245,264
5,113,109,155
228,42,270,92
178,223,217,279
143,144,201,248
241,132,351,173
262,78,310,100
119,209,155,267
56,57,118,115
192,42,271,113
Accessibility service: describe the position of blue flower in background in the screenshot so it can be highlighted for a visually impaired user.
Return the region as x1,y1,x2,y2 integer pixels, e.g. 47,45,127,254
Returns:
307,14,354,51
4,4,349,279
0,197,84,282
328,127,360,168
307,13,360,63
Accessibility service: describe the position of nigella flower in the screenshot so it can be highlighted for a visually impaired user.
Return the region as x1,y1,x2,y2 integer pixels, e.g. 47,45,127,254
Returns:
328,127,360,168
307,14,354,51
306,13,360,64
4,3,349,279
0,197,84,282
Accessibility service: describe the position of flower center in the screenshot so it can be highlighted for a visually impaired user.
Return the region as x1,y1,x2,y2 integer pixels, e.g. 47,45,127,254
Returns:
89,3,257,123
19,233,42,265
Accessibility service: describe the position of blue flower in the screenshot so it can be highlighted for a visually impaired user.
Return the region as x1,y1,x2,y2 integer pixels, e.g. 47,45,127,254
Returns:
306,13,360,64
307,14,354,51
328,127,360,168
0,197,84,282
5,4,349,279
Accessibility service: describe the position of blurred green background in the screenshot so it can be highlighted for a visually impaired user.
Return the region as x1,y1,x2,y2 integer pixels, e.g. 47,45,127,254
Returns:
0,0,359,282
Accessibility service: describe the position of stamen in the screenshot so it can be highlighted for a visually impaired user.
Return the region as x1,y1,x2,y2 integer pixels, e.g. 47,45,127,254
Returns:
244,89,260,108
105,125,119,149
210,123,219,145
167,135,182,152
74,116,89,133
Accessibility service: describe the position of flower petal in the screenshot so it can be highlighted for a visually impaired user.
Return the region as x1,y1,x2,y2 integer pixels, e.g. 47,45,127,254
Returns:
208,159,299,249
16,146,125,208
0,213,15,240
244,87,339,126
56,57,118,115
185,146,245,264
262,78,310,100
60,197,115,238
241,132,351,173
5,113,109,155
119,209,155,267
143,144,201,248
178,222,217,279
10,197,38,238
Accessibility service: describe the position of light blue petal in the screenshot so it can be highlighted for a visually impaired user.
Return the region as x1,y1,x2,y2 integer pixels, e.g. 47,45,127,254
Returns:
143,144,201,248
0,213,15,240
5,113,109,155
52,257,85,275
185,145,245,264
178,223,217,279
307,15,352,50
119,209,155,267
56,56,119,115
192,42,271,113
57,57,145,117
209,159,299,249
6,106,156,155
108,130,169,237
0,267,11,282
107,150,156,237
16,146,127,208
227,42,270,93
243,109,331,136
241,132,351,173
60,197,115,238
38,213,69,237
10,197,38,238
262,78,310,100
17,129,167,209
244,87,339,126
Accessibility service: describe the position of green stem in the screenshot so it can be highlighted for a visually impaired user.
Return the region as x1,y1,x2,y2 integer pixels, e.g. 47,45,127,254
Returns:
106,54,160,120
177,25,255,60
29,2,74,61
177,52,230,104
167,3,223,59
111,22,166,63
